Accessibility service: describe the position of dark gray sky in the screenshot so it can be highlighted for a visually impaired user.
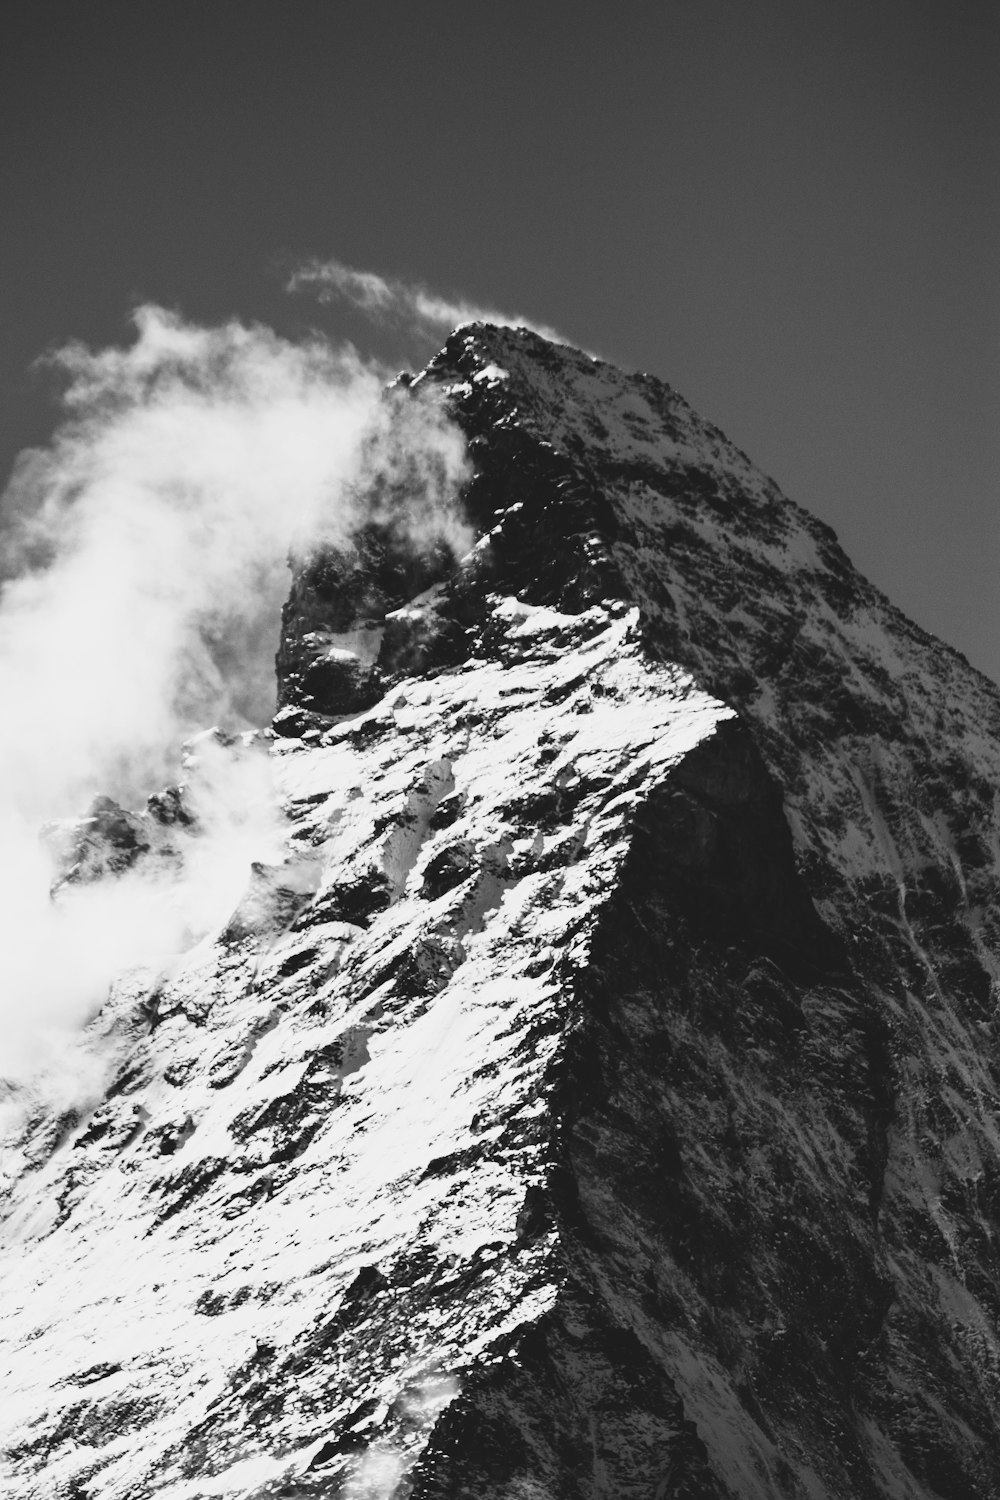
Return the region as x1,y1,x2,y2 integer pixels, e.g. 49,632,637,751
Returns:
3,2,997,678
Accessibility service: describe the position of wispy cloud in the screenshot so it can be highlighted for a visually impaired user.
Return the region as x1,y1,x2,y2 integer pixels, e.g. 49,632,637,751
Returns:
288,257,566,344
2,304,469,811
0,305,470,1113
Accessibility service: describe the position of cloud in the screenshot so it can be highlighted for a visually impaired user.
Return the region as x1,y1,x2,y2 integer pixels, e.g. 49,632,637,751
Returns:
1,304,469,811
342,1370,459,1500
0,305,471,1115
288,257,566,344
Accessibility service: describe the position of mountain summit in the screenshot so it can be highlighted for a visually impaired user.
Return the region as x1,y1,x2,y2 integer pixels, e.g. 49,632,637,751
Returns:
4,325,1000,1499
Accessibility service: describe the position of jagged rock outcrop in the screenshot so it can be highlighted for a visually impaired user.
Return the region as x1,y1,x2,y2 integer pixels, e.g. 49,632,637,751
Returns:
4,325,1000,1498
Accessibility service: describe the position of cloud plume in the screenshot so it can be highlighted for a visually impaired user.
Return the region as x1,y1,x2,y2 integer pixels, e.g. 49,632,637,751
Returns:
0,305,470,1115
288,256,566,344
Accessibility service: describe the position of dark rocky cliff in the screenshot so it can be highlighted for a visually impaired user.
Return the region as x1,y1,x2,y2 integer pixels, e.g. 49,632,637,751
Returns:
4,325,1000,1499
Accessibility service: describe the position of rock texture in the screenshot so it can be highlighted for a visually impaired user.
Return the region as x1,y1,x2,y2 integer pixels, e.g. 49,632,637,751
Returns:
5,325,1000,1498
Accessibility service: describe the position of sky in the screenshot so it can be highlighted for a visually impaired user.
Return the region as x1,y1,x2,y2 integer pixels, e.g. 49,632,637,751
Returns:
2,0,998,678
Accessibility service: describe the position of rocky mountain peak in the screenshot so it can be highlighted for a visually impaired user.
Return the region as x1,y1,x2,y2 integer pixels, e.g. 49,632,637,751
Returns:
5,325,1000,1499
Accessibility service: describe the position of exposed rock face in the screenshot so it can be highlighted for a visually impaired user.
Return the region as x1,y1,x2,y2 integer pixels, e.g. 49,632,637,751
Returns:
4,325,1000,1498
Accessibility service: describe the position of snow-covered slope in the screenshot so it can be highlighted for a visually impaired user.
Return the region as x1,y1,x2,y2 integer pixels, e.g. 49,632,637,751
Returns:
5,324,1000,1498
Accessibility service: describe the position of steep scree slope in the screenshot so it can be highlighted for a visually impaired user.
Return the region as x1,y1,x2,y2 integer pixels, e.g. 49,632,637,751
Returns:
4,325,1000,1499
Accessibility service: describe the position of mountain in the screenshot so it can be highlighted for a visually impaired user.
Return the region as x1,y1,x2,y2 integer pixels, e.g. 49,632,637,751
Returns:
4,324,1000,1499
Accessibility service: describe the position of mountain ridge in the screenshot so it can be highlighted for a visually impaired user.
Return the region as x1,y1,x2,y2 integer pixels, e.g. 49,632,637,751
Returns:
4,324,1000,1499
